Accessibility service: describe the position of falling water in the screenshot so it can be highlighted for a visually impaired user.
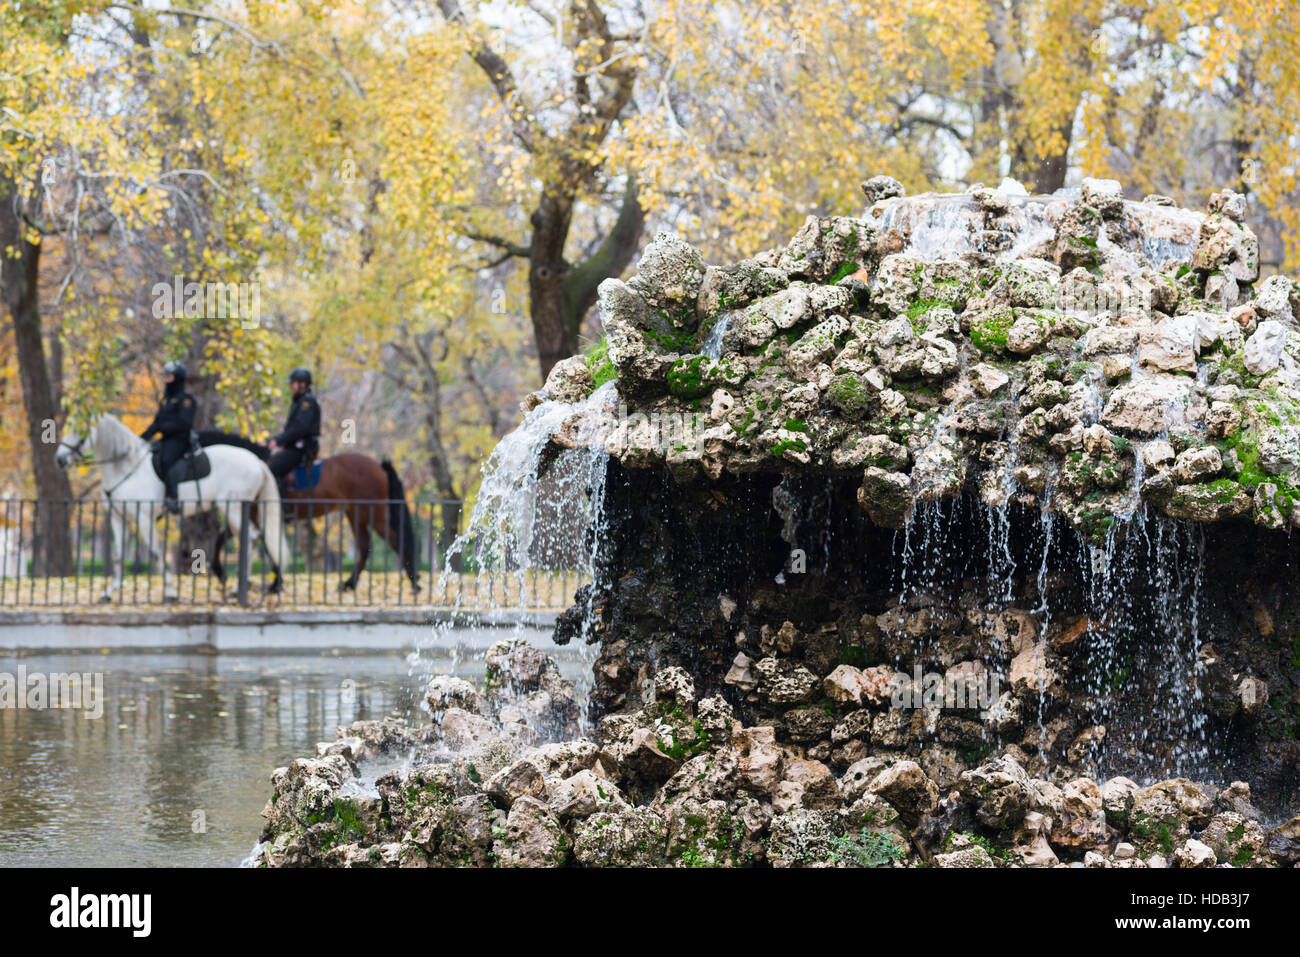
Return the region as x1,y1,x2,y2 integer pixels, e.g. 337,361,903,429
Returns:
441,381,618,576
701,314,732,360
870,190,1202,269
1078,507,1210,779
881,488,1218,783
417,382,618,726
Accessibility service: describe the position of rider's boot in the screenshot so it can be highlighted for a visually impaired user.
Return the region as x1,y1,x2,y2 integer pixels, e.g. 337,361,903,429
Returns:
162,476,181,515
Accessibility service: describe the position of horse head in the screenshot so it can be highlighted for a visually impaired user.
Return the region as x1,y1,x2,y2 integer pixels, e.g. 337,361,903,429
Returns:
54,421,96,469
55,414,138,471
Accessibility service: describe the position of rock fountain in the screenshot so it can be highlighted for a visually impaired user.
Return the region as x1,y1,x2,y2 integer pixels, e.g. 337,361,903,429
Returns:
252,176,1300,868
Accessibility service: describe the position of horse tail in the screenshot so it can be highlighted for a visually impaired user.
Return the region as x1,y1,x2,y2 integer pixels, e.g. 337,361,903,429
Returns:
256,460,287,570
381,458,419,577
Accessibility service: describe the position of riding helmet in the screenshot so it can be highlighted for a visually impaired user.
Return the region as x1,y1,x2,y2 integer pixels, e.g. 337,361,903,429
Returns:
163,360,187,380
289,367,312,386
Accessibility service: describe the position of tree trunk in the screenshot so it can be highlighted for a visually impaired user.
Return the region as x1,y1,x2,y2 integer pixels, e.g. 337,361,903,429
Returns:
48,328,63,412
529,179,645,383
976,0,1020,182
431,458,462,575
0,181,73,575
1030,123,1074,194
396,331,464,573
529,189,576,383
422,408,462,574
564,177,646,341
185,342,222,429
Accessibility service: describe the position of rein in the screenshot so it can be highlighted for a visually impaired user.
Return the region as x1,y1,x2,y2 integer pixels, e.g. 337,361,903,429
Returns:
101,450,151,499
60,433,151,501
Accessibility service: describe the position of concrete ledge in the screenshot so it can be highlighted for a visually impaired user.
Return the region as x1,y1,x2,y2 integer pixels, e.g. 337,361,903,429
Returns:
0,608,558,653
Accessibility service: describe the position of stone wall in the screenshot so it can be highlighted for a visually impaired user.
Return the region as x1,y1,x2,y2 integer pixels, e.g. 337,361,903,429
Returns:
533,176,1300,810
254,178,1300,868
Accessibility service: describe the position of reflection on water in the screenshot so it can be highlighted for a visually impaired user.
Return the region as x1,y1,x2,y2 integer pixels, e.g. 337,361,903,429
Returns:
0,628,584,867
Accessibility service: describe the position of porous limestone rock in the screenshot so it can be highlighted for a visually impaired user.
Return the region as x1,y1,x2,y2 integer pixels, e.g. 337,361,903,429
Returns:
256,177,1300,870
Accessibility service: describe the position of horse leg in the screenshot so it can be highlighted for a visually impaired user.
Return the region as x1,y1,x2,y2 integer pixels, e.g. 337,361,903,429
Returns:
340,509,370,592
215,501,257,599
256,535,282,595
100,508,125,603
216,501,282,597
403,514,420,592
141,504,178,602
212,523,230,588
253,471,288,596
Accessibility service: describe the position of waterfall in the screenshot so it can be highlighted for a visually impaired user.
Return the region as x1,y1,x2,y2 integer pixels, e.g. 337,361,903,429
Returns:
701,313,731,360
1078,508,1210,780
442,381,618,577
417,381,617,725
876,486,1219,783
870,190,1202,268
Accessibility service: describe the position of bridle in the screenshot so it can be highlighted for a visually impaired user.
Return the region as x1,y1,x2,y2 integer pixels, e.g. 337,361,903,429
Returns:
58,433,150,499
56,433,89,462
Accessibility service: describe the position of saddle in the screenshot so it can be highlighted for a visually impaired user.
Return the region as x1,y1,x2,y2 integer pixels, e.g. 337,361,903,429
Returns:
152,438,212,485
289,461,324,491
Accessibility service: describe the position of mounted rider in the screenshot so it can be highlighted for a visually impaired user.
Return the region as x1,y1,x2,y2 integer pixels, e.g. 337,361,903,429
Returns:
267,367,321,496
140,360,197,513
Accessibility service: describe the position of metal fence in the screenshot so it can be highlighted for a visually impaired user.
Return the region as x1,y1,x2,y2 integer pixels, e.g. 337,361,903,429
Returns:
0,497,587,610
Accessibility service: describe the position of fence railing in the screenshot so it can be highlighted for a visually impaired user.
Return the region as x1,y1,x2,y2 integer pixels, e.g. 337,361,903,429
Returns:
0,497,587,610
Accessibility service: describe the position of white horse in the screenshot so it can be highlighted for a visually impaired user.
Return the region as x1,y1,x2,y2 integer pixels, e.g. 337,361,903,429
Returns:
55,413,288,602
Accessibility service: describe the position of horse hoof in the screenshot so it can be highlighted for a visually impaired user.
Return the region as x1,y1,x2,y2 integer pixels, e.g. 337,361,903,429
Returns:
98,594,113,604
339,581,356,593
163,595,179,605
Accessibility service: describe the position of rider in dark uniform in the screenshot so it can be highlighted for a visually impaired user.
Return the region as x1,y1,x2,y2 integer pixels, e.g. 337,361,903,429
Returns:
140,360,197,513
268,367,321,495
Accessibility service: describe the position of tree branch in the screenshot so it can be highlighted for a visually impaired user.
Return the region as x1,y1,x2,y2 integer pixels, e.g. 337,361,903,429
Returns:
463,230,532,258
573,0,637,132
436,0,544,153
107,4,285,56
563,174,644,334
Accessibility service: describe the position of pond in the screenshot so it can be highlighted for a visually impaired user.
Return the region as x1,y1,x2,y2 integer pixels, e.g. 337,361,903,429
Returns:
0,627,588,867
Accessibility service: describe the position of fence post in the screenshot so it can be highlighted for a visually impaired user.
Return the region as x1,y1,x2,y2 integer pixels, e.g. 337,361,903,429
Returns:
237,500,252,607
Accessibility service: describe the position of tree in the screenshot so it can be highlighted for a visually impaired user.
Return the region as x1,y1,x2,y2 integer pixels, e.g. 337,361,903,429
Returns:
0,177,73,572
608,0,1300,272
184,7,513,553
433,0,647,381
608,0,996,258
969,0,1104,193
9,0,1300,562
1075,2,1300,267
0,1,167,572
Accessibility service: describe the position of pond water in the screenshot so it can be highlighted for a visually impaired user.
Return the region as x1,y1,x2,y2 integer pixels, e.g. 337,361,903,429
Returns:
0,628,588,867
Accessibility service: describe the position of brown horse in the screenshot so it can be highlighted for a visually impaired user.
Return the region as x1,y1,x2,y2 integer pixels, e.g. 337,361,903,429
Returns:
281,452,420,591
197,433,420,592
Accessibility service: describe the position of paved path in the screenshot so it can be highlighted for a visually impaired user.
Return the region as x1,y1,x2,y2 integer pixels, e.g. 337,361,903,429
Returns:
0,607,559,653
